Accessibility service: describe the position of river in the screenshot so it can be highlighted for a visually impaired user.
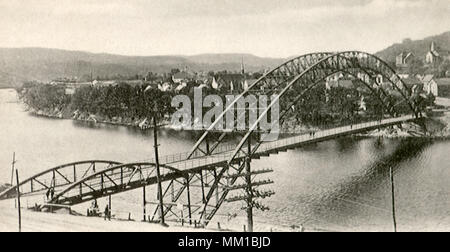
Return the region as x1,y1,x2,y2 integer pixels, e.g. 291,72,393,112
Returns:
1,88,450,231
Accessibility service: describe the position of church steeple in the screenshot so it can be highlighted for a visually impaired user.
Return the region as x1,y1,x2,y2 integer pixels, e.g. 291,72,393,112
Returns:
431,41,436,52
241,56,245,75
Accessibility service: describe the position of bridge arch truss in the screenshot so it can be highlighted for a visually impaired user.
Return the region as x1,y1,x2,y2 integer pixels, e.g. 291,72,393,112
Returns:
161,51,423,225
0,160,121,200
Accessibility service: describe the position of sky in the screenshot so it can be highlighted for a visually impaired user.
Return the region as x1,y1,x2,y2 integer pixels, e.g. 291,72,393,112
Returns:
0,0,449,58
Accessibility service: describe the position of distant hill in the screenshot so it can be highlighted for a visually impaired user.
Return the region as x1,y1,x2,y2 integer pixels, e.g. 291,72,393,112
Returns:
376,31,450,64
0,48,286,85
7,32,449,87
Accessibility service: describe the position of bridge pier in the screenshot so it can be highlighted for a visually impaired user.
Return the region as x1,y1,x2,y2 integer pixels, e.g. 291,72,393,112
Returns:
186,176,192,225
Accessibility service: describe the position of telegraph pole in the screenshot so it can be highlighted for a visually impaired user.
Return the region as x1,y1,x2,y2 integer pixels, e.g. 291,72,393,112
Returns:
153,103,165,226
390,167,397,232
11,152,16,186
16,169,21,232
143,186,146,221
224,133,274,233
246,138,253,232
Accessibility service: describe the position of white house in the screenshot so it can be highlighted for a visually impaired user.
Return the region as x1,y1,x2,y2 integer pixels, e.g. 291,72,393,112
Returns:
158,82,173,92
211,77,219,89
172,72,190,84
421,74,438,97
425,42,450,64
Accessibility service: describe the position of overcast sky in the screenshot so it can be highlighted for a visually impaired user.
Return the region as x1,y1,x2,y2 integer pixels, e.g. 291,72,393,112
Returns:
0,0,449,57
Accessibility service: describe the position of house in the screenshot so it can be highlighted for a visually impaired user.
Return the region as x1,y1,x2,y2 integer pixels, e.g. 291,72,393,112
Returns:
92,80,119,87
211,77,219,90
425,42,450,64
215,74,246,92
396,52,414,67
172,72,191,84
420,74,438,97
243,79,258,90
158,82,173,92
175,82,187,92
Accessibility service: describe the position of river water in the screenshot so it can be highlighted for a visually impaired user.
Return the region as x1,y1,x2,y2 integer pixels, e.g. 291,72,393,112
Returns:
1,88,450,231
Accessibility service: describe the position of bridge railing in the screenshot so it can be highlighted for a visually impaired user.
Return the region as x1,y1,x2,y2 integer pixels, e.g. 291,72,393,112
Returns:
134,115,417,168
138,142,237,165
50,116,418,204
256,115,416,154
162,115,417,171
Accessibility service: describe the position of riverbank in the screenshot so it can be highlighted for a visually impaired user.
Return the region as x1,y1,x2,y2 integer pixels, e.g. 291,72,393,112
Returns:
27,107,168,130
0,198,308,232
362,98,450,139
0,199,214,232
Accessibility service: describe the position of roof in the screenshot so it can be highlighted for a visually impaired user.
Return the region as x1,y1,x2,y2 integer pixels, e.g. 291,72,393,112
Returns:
421,74,434,84
216,74,245,84
172,72,190,80
429,42,450,57
402,76,422,86
435,78,450,86
397,52,414,60
247,79,258,86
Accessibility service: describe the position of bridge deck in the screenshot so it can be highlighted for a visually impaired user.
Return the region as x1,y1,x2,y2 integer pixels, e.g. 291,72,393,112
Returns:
166,115,417,171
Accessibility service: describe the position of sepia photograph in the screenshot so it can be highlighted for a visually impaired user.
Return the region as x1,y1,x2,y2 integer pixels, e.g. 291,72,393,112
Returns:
1,0,450,237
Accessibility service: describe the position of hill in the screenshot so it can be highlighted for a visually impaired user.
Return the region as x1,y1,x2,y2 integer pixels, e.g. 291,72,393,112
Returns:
0,48,285,85
376,31,450,64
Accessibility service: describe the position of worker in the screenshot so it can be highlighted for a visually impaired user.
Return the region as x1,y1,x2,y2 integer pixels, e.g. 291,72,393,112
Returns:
104,205,109,221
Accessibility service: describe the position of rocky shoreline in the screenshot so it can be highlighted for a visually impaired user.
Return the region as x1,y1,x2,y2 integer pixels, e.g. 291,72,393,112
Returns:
27,107,168,130
24,100,450,139
362,115,450,139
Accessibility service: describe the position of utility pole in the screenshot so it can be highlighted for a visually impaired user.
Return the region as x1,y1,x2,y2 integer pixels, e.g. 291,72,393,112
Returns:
16,169,21,232
11,152,16,186
246,138,253,232
224,133,274,233
390,167,397,232
143,186,146,221
153,103,165,226
108,195,112,217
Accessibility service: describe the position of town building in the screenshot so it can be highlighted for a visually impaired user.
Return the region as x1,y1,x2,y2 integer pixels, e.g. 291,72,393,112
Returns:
425,42,450,65
172,72,191,84
420,74,439,97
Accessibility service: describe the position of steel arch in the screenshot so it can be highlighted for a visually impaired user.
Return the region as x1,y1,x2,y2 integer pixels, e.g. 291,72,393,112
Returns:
194,51,421,224
158,51,420,224
186,51,416,162
186,52,334,159
0,160,121,200
231,51,417,161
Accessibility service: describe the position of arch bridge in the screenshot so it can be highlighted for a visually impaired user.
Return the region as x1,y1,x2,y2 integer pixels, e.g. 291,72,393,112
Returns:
0,51,427,227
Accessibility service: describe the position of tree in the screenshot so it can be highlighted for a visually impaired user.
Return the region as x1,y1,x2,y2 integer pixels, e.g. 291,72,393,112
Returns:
407,58,425,75
438,59,450,77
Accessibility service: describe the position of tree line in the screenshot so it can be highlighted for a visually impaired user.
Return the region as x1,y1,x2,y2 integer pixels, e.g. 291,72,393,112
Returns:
17,80,433,129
